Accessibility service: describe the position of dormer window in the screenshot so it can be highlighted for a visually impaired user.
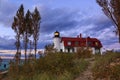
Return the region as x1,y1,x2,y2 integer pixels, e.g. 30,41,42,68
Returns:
87,41,92,46
75,41,79,46
68,41,71,45
95,42,98,46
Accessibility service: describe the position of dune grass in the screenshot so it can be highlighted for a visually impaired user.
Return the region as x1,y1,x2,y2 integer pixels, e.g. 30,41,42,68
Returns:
8,52,89,80
92,52,120,80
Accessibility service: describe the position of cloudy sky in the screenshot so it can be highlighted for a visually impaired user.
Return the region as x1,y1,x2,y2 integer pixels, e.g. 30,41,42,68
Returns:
0,0,120,50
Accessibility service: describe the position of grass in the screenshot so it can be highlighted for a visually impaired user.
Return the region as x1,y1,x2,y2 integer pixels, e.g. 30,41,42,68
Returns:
8,52,89,80
5,49,120,80
92,52,120,80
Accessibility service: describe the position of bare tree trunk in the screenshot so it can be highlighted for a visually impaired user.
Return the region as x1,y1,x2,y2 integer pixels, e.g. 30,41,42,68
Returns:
35,42,37,59
24,32,28,62
18,35,20,53
15,34,21,64
118,29,120,43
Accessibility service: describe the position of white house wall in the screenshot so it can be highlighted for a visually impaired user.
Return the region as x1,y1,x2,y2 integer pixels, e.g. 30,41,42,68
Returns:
74,47,77,53
100,48,102,54
65,48,68,52
92,48,95,54
60,41,65,52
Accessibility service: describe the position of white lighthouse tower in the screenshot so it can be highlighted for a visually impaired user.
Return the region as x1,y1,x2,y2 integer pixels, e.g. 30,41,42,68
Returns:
53,31,61,52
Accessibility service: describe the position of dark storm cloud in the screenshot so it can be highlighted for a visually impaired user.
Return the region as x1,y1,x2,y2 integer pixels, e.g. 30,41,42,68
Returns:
0,0,17,27
102,37,118,46
77,14,117,47
37,5,117,48
0,36,15,49
37,41,52,49
83,15,113,33
41,10,113,38
0,1,118,49
40,7,81,34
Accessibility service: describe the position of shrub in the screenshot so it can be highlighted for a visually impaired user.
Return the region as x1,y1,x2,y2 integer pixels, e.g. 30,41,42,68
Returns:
34,53,74,74
75,47,93,59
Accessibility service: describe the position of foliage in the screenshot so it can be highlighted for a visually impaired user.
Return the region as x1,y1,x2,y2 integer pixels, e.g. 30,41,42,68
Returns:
14,52,21,64
44,44,56,54
12,4,41,62
32,7,41,59
12,4,24,54
23,10,33,61
8,52,89,80
92,52,120,80
97,0,120,43
36,53,75,75
75,47,93,59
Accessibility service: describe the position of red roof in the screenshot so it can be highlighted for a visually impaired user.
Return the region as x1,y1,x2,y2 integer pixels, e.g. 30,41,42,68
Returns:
61,37,102,48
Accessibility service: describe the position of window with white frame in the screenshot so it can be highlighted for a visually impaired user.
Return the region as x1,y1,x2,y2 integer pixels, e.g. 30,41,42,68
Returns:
68,41,71,45
75,41,79,46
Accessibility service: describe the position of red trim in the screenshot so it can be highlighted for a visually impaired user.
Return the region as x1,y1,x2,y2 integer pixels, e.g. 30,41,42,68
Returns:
61,37,102,48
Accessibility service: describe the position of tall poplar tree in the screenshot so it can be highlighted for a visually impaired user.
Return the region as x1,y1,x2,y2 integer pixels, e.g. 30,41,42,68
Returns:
12,4,41,62
23,10,33,61
32,7,41,59
12,4,24,63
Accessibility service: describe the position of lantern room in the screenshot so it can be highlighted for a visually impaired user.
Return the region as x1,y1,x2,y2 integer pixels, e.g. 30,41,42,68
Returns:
54,31,60,37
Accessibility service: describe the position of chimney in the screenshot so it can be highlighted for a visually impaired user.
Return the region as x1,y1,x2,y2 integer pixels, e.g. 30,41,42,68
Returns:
77,35,79,38
80,33,82,38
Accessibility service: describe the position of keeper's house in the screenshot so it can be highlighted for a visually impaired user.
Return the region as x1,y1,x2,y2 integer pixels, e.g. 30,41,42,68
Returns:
53,31,102,54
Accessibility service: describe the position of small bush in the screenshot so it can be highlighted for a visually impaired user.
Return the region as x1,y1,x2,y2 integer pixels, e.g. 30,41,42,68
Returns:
35,53,74,75
75,47,93,59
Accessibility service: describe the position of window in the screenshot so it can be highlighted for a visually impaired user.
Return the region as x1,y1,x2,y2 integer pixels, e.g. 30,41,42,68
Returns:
68,41,71,45
72,48,74,52
75,41,79,46
95,48,100,54
87,41,92,46
60,49,63,52
95,42,98,46
68,48,70,53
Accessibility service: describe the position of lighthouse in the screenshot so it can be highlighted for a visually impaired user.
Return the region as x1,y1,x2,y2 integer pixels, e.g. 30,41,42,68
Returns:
53,31,61,51
53,31,102,54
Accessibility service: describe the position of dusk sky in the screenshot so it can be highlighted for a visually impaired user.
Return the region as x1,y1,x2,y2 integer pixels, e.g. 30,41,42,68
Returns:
0,0,120,50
